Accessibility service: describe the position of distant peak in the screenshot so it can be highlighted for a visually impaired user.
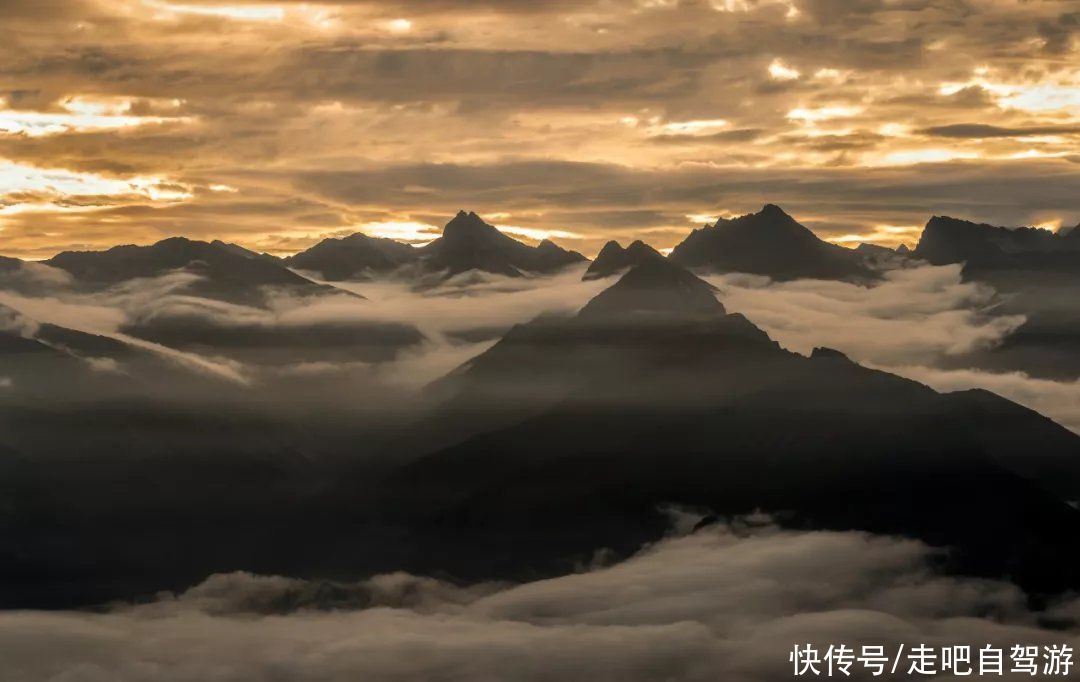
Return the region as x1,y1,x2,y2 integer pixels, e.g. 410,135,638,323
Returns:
625,240,664,259
760,203,790,217
155,236,196,247
578,258,725,319
443,210,497,239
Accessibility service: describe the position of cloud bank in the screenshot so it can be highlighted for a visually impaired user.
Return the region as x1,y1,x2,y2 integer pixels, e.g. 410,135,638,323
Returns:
1,521,1076,682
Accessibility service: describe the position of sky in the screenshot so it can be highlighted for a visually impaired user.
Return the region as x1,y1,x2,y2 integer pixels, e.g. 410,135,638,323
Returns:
0,0,1078,259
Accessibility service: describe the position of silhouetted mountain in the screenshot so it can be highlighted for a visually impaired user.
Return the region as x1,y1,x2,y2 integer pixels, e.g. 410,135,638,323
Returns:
578,257,723,319
386,262,1080,593
414,211,586,279
854,242,912,269
46,237,342,306
669,204,874,281
582,240,665,280
914,216,1080,379
915,216,1080,267
285,233,419,281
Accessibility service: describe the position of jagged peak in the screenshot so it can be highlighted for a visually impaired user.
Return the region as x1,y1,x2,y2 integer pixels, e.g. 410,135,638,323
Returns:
810,347,851,361
595,240,625,256
442,210,500,239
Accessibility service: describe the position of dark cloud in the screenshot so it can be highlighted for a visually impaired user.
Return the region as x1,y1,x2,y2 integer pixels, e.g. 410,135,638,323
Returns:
920,123,1080,139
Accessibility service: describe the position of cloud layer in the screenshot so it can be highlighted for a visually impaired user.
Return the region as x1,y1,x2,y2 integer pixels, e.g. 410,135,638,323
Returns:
0,0,1077,258
2,520,1076,681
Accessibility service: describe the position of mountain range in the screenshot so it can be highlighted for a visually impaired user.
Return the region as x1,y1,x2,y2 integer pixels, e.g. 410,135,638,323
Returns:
382,258,1080,592
287,210,587,283
2,202,1080,608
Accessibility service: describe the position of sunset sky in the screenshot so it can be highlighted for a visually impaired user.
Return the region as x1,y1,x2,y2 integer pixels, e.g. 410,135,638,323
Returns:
1,0,1078,259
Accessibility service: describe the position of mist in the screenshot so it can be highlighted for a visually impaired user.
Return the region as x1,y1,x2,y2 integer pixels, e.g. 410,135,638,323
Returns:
2,519,1076,682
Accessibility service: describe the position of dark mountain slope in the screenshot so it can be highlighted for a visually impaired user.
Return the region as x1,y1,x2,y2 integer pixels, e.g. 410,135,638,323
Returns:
387,261,1080,594
669,204,874,281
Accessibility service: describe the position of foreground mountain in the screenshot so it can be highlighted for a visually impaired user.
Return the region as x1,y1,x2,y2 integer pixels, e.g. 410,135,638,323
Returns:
669,204,874,281
285,233,419,281
582,240,666,280
46,237,339,307
914,216,1080,379
388,259,1080,593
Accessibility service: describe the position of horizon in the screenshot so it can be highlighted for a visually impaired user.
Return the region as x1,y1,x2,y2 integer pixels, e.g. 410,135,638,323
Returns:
12,203,1080,261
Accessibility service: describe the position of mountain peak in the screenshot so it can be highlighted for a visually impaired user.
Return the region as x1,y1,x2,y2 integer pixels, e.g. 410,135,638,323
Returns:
759,203,790,218
670,204,872,281
583,239,664,281
578,258,725,319
443,210,496,240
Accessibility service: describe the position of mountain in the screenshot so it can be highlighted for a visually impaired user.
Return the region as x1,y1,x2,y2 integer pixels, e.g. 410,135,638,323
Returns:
385,260,1080,593
915,216,1080,267
285,233,419,281
578,256,723,319
414,211,587,280
669,204,874,281
46,237,341,306
913,216,1080,379
582,240,666,280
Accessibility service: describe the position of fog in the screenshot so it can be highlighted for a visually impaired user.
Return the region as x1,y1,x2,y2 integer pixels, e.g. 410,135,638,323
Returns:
3,260,1079,431
2,519,1075,682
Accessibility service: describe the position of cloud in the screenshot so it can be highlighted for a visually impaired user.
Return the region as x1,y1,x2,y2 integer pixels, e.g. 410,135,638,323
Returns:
703,264,1025,366
920,123,1080,139
692,263,1080,433
0,0,1075,256
0,521,1076,681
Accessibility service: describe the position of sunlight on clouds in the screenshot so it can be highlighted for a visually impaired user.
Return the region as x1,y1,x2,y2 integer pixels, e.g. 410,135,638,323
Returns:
940,69,1080,114
0,162,193,213
358,221,441,244
0,97,190,138
828,224,922,247
384,18,413,34
142,1,286,21
870,149,981,166
787,106,865,123
494,224,581,242
768,59,800,82
656,119,730,135
710,0,798,17
1033,218,1063,233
